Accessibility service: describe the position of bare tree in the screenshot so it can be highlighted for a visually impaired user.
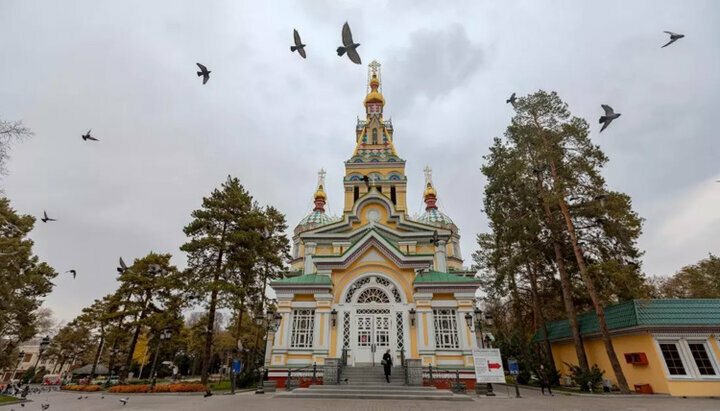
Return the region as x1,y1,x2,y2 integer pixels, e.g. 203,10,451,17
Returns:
0,118,34,176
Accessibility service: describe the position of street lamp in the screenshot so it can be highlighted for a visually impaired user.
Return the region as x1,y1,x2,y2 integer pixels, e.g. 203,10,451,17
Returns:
255,310,282,395
409,308,417,327
12,351,25,381
330,309,337,328
149,328,172,389
33,336,51,371
464,312,473,329
472,309,495,397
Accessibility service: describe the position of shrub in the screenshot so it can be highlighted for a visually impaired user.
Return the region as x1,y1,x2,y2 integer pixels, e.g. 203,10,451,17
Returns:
151,383,205,393
516,370,531,385
108,385,150,393
61,384,103,392
565,363,604,392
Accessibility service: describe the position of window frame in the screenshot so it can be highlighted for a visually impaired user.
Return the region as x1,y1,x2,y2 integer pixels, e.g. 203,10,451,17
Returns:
290,309,315,349
654,336,720,381
432,308,460,349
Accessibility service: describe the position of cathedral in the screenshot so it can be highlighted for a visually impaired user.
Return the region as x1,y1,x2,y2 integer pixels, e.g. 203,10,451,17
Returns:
267,61,480,387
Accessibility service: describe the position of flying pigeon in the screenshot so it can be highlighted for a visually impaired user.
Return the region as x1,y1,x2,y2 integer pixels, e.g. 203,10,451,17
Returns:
291,29,306,59
662,31,684,48
594,194,607,207
119,397,129,405
431,230,439,246
117,257,128,273
196,63,211,85
81,129,98,141
337,22,361,64
41,211,56,223
599,105,621,132
506,92,517,106
66,270,77,279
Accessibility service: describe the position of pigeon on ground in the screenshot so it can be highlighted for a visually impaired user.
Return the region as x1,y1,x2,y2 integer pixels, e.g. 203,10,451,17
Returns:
196,63,211,85
84,396,88,399
81,129,98,141
337,22,361,64
77,396,83,400
41,405,49,410
599,105,621,132
291,29,306,59
117,257,128,273
506,92,517,106
204,388,213,398
119,397,129,405
41,211,56,223
662,31,684,48
66,270,77,279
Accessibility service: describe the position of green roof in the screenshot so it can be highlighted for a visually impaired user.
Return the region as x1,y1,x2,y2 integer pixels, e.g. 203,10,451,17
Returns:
532,299,720,343
271,274,332,285
414,271,478,284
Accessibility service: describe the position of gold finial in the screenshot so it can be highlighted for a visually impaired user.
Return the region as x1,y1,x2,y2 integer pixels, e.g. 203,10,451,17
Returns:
423,166,437,198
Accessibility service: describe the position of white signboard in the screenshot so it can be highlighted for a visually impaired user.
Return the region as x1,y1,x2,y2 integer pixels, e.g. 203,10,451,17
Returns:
473,349,505,383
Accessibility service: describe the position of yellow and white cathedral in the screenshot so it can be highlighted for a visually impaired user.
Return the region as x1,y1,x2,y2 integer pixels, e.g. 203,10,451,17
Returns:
268,61,480,384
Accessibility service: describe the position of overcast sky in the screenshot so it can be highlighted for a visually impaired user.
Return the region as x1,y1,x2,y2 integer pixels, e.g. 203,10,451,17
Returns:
1,0,719,324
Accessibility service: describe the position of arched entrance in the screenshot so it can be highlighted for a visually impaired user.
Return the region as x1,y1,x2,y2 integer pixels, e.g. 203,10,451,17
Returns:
340,274,408,366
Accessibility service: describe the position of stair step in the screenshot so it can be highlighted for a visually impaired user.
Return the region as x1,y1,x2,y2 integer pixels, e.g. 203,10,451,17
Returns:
304,389,452,396
308,385,437,392
274,392,473,401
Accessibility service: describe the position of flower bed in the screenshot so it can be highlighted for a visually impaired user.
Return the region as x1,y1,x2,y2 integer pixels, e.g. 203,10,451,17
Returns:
108,383,206,393
61,384,103,392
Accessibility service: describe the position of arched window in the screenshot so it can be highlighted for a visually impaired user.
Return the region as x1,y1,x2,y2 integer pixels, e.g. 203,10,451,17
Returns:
372,129,378,144
356,288,390,304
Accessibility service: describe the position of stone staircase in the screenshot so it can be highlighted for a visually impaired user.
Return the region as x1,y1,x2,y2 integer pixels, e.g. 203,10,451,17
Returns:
274,366,472,401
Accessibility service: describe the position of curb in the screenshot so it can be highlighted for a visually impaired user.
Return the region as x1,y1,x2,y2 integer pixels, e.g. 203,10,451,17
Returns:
0,400,30,408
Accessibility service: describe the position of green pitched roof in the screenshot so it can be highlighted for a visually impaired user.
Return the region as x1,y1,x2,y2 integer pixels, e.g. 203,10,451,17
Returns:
532,299,720,343
271,274,332,285
414,271,478,284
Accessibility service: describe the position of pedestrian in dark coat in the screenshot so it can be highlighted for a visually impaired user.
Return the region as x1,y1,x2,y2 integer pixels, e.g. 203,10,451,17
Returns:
382,349,393,383
538,364,553,395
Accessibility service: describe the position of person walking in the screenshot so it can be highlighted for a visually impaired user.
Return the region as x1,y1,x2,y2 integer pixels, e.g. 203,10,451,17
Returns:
382,349,393,383
538,364,553,396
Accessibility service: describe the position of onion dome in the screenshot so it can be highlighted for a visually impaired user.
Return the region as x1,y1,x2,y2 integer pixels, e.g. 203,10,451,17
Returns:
296,170,337,232
364,73,385,107
417,167,454,227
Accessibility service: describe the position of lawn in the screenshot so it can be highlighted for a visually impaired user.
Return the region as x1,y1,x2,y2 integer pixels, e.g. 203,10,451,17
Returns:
0,395,18,403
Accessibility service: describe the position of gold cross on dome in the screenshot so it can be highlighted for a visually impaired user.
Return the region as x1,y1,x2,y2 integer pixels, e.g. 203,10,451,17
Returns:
423,165,433,186
318,169,326,187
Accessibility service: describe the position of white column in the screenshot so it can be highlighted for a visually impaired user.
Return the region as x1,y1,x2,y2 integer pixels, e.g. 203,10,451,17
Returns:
434,240,447,272
304,242,317,274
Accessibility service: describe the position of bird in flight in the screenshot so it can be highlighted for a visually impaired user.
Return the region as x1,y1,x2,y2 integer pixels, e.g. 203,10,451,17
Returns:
506,92,517,106
66,270,77,279
117,257,129,273
291,29,306,59
662,31,685,48
599,105,621,132
196,63,211,85
337,22,361,64
81,129,98,141
41,211,56,223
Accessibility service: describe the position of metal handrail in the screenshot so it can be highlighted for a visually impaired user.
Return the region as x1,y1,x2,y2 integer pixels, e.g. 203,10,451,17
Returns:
400,348,407,385
285,363,315,391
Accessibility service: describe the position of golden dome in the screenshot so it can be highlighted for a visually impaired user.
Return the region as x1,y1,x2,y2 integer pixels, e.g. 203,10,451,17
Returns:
423,182,437,198
364,74,385,107
314,184,327,200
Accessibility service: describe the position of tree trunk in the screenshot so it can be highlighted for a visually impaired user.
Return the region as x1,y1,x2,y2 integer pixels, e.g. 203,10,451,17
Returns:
535,176,589,371
201,222,227,385
121,291,152,382
89,334,104,381
525,261,556,374
540,128,631,394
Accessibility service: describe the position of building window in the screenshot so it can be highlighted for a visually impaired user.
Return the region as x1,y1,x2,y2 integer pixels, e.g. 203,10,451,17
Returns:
390,186,396,205
688,342,717,376
659,342,687,376
290,309,315,348
372,129,378,144
433,309,459,349
354,186,359,202
356,288,390,304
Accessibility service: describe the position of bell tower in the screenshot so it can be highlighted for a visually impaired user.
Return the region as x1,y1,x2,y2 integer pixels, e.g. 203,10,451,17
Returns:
344,61,407,214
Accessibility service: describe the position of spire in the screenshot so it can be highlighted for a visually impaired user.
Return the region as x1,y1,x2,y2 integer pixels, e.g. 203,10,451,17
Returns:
313,169,327,211
364,60,385,115
423,165,438,210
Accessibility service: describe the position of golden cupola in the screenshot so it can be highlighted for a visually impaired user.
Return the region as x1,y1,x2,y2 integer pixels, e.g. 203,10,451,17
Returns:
364,73,385,108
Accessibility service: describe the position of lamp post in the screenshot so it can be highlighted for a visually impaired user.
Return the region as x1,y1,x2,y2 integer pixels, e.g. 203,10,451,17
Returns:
33,336,51,373
149,328,172,389
255,310,282,394
473,309,495,396
330,309,337,328
11,351,25,382
408,308,417,327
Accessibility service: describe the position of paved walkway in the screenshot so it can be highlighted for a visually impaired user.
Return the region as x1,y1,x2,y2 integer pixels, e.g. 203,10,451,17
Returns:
9,387,718,411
